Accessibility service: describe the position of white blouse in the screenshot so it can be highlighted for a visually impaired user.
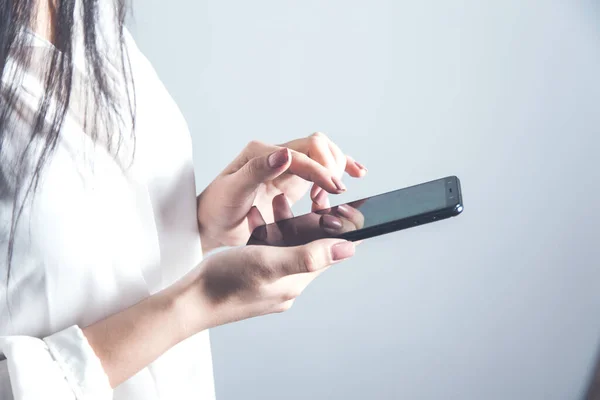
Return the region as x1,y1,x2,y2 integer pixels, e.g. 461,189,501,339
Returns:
0,5,215,400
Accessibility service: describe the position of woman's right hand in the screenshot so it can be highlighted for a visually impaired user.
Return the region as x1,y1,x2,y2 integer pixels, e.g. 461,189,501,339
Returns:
172,238,356,333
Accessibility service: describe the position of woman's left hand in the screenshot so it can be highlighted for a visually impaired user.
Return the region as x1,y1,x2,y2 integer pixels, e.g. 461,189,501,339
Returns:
197,132,367,252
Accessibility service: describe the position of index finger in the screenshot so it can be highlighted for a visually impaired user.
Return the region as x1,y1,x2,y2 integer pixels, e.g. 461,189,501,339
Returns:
287,149,345,194
227,141,344,195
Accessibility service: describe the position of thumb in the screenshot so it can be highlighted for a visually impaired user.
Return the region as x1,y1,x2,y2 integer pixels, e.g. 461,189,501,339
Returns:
230,147,291,196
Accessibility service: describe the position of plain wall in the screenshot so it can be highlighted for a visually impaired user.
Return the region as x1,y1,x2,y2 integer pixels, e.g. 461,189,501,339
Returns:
128,1,600,399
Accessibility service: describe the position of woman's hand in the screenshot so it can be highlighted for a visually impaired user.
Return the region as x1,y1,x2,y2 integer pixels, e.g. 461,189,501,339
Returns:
171,238,356,332
196,132,367,252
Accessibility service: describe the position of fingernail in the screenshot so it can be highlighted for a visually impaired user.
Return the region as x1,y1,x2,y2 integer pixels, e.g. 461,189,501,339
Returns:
331,176,346,192
268,148,289,169
312,188,328,206
331,241,355,261
336,204,354,219
320,215,343,231
354,161,368,172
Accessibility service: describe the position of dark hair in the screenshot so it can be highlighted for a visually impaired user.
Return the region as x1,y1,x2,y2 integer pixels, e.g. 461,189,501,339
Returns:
0,1,135,289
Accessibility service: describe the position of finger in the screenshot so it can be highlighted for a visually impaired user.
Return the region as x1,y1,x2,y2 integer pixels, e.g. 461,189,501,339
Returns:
232,140,344,195
333,204,365,230
280,133,367,185
272,193,300,240
284,132,344,170
275,239,356,276
310,186,330,211
287,150,345,194
322,134,354,180
304,133,346,200
307,132,339,173
307,133,366,179
263,270,325,306
319,214,361,236
273,299,296,313
345,155,368,178
310,183,321,202
247,206,267,236
230,147,292,200
272,193,294,221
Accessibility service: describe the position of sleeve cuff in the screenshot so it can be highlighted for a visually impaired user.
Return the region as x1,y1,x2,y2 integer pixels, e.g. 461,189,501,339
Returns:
44,325,113,399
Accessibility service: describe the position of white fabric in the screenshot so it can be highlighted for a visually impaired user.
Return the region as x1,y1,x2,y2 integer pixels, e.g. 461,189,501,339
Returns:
44,326,113,399
0,3,215,400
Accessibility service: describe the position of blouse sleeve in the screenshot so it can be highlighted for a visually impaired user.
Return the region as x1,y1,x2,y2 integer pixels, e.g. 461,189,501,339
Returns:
0,326,112,400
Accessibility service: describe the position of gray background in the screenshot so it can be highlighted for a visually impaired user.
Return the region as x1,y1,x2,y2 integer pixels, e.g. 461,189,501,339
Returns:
129,1,600,399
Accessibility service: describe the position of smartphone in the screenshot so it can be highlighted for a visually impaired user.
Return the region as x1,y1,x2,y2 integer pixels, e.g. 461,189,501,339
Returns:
247,176,464,247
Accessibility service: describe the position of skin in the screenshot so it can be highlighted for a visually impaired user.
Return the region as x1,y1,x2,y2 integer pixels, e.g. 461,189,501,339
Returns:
197,134,366,251
33,2,368,389
86,135,366,387
246,199,366,246
35,0,57,43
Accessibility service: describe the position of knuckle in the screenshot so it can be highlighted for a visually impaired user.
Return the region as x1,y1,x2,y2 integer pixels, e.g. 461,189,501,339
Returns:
246,140,264,151
246,157,263,175
240,157,265,182
240,161,255,180
308,135,326,149
256,283,272,299
311,131,328,139
275,300,294,313
282,288,301,301
300,248,319,273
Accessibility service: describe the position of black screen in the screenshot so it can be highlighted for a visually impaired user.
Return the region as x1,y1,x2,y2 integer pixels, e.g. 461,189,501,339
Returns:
347,179,448,228
247,178,455,247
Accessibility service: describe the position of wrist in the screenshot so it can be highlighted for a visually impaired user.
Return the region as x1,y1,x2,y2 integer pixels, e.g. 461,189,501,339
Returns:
197,195,223,254
144,292,190,346
199,231,222,254
158,270,212,341
82,288,206,387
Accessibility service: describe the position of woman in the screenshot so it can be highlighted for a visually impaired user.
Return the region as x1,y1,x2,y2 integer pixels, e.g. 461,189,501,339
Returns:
0,0,367,398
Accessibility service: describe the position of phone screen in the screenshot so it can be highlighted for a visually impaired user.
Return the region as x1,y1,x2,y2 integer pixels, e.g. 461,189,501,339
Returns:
348,179,448,227
247,177,458,247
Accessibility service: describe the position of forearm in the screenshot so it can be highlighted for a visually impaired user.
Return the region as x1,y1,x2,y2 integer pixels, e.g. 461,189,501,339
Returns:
197,194,221,254
82,288,198,388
